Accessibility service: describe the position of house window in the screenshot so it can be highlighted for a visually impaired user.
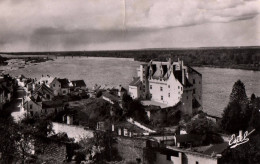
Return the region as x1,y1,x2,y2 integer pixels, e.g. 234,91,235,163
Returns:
187,96,189,100
168,85,170,88
53,84,55,87
161,96,163,100
30,104,32,109
30,111,33,116
193,79,196,84
46,94,50,99
150,85,152,89
193,89,196,94
196,162,199,164
150,94,152,98
168,93,170,97
166,155,171,161
199,81,201,84
160,87,163,91
178,86,180,89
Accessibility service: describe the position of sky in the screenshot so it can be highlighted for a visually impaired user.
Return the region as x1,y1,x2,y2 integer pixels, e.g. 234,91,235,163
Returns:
0,0,260,52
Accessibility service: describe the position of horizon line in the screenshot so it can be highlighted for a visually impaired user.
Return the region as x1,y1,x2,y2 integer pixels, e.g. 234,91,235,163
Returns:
1,45,260,54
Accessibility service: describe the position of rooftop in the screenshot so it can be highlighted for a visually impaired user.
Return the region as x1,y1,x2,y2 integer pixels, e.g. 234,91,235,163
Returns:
142,100,169,109
129,77,141,87
58,78,70,88
42,100,64,109
71,80,86,87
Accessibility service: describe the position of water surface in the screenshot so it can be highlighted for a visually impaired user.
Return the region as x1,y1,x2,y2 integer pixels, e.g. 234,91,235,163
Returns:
3,57,260,117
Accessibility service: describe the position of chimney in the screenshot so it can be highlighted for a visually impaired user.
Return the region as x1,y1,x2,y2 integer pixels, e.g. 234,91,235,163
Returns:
112,124,115,132
118,128,121,136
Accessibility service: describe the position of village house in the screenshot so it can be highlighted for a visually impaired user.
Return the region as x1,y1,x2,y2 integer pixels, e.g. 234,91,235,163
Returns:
70,80,87,90
129,58,202,115
34,83,54,101
149,143,229,164
57,78,70,95
36,75,55,87
23,96,42,116
49,77,61,96
42,100,64,115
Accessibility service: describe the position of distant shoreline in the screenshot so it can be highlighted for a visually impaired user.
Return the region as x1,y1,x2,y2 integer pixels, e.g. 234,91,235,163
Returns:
0,46,259,71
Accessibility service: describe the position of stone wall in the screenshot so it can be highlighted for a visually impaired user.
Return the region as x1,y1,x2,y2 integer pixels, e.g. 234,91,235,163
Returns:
115,136,147,163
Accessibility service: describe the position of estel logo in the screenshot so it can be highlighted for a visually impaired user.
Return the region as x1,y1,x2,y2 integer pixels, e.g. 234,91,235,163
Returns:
229,129,255,149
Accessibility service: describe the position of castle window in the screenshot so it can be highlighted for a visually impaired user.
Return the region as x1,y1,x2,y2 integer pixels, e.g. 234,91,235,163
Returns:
196,162,199,164
178,86,180,89
193,89,196,94
53,84,55,87
187,96,189,100
193,79,196,84
168,85,170,88
30,104,32,109
168,93,170,97
150,85,152,89
161,96,163,100
199,81,201,84
181,87,182,91
160,87,163,91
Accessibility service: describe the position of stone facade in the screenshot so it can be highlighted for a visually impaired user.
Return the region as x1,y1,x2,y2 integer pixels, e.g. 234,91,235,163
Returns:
129,58,202,115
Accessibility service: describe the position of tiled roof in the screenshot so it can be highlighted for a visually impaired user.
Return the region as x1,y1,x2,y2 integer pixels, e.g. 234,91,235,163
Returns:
203,142,229,155
58,78,70,88
129,77,141,86
187,66,202,76
71,80,86,87
42,100,63,109
116,121,148,134
35,84,54,95
175,134,202,143
102,91,120,102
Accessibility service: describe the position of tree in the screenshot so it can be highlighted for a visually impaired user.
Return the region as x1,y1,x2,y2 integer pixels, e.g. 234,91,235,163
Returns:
0,115,19,163
221,101,251,133
126,100,149,124
229,80,248,105
76,131,121,163
186,116,222,144
249,97,260,131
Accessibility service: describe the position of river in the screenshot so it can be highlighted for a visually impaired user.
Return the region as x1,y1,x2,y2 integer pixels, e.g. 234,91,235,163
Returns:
1,56,259,117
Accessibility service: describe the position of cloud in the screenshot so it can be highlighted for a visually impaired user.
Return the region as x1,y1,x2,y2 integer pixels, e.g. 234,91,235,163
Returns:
0,0,259,51
126,0,260,28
